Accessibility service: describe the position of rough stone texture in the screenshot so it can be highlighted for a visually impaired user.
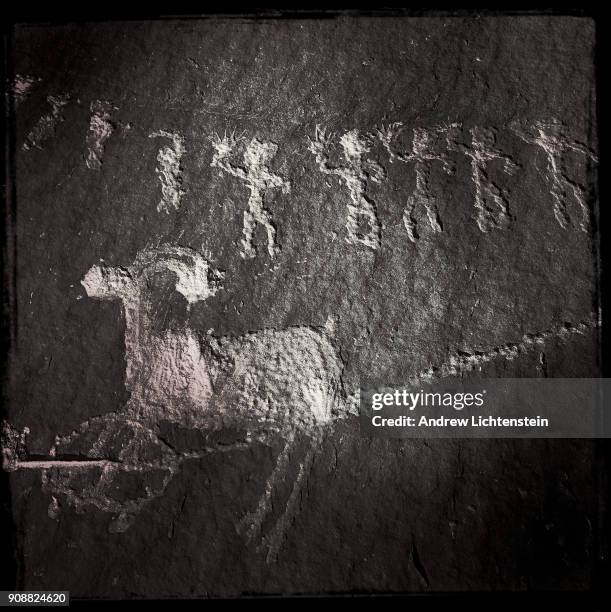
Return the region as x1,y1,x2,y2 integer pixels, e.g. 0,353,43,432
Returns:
2,15,602,596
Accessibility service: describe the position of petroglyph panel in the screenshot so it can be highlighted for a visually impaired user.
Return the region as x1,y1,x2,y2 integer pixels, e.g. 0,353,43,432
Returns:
3,14,601,598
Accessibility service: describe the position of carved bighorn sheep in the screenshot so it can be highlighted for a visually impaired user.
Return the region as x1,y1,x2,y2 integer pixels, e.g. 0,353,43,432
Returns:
81,244,349,432
34,243,352,558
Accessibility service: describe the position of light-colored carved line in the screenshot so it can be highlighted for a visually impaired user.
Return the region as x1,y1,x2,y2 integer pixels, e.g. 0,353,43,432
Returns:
238,430,296,543
13,459,118,469
412,319,597,383
262,431,321,564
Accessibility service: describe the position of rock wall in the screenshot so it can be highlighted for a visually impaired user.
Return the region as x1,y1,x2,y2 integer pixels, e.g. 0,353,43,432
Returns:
2,15,602,596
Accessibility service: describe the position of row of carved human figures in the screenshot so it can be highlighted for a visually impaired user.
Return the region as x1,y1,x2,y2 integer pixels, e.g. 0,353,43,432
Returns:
151,118,597,257
17,91,598,257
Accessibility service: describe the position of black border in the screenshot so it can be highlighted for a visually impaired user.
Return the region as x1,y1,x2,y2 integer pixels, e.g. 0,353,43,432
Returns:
1,7,608,607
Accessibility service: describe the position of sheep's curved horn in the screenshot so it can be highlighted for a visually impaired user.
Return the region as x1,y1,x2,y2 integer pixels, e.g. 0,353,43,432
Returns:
131,244,224,304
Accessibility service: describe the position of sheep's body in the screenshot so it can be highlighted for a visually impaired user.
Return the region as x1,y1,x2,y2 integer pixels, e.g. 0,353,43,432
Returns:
206,326,345,434
131,328,214,426
122,322,347,436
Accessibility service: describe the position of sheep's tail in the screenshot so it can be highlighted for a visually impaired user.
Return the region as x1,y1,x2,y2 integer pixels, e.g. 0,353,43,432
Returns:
345,387,360,416
321,314,360,418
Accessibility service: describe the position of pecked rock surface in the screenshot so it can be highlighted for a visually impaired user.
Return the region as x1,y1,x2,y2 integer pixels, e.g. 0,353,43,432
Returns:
2,15,602,596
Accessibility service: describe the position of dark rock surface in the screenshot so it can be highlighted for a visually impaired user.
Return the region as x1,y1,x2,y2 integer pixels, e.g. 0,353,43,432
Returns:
3,15,602,596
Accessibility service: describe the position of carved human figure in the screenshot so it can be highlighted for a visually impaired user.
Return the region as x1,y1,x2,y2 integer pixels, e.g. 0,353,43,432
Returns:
149,130,186,213
211,134,291,259
309,126,386,250
86,100,114,170
22,93,70,151
512,118,598,232
376,122,460,241
454,127,519,232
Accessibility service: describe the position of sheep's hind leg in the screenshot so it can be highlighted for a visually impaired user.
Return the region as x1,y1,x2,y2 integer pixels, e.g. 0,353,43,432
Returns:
237,429,296,544
259,427,323,564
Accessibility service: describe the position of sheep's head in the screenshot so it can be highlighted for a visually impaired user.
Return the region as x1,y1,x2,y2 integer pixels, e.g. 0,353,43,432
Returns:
82,245,223,308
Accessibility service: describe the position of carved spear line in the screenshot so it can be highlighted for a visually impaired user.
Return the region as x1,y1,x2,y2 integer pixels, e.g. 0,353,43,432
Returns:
409,317,598,384
12,459,118,469
6,441,254,472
